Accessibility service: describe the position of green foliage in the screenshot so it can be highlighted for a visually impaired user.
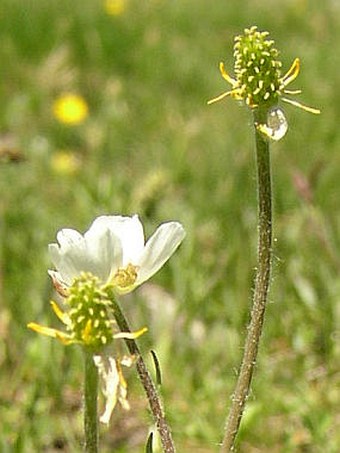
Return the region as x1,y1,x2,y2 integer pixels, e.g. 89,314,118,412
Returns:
146,432,154,453
0,0,339,451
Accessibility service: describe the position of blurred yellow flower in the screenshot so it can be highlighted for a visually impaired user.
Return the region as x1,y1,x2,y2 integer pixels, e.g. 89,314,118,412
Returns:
53,94,89,125
50,151,80,175
104,0,127,16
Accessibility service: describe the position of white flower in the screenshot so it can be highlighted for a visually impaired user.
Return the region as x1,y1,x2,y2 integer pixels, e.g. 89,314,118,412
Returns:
48,215,185,294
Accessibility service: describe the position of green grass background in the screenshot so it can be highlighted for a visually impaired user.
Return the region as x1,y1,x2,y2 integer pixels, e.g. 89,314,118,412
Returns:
0,0,339,451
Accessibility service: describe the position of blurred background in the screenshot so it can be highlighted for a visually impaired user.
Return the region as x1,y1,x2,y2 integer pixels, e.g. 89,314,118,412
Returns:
0,0,339,451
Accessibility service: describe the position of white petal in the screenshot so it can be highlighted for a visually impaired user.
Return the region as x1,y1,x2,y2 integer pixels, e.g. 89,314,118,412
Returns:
93,355,119,425
136,222,185,285
48,229,88,285
104,215,145,265
48,218,124,285
85,217,123,281
49,227,109,284
56,228,83,248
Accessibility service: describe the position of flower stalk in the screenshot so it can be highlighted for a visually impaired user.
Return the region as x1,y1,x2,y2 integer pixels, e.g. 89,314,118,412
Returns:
84,349,99,453
221,106,272,452
109,293,176,453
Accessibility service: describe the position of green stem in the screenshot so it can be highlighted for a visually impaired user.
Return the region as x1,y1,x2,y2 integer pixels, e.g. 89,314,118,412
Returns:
221,107,273,452
109,294,176,453
84,350,99,453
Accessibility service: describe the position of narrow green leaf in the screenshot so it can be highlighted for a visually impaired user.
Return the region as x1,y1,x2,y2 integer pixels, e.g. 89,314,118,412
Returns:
145,431,154,453
150,349,162,386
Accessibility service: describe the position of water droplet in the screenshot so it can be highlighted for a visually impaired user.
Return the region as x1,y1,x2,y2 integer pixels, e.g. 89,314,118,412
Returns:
257,107,288,141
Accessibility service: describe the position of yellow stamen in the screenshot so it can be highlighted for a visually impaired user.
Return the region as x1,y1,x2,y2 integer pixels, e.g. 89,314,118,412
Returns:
219,62,237,86
113,326,148,340
207,90,233,105
283,89,302,95
82,319,93,344
281,58,300,87
111,263,138,290
55,333,76,345
282,97,320,114
27,322,73,344
50,301,71,326
27,322,59,337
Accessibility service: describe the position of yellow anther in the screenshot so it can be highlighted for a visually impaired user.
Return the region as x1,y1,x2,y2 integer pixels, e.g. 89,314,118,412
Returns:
111,263,138,290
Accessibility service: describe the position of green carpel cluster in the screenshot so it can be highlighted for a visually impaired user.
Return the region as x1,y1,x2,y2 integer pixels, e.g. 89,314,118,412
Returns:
66,273,114,350
233,26,282,108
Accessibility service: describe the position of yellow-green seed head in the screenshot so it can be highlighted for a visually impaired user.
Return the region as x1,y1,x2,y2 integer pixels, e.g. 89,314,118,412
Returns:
233,26,282,108
208,25,320,139
66,273,114,350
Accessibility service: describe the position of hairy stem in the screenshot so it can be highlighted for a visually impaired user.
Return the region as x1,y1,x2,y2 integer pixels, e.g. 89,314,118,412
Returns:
84,350,99,453
221,107,273,452
110,295,176,453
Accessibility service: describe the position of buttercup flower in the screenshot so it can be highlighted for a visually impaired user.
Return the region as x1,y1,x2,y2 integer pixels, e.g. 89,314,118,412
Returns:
104,0,127,16
48,214,185,295
53,93,89,125
28,214,184,346
28,214,184,423
208,26,320,140
50,150,81,176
